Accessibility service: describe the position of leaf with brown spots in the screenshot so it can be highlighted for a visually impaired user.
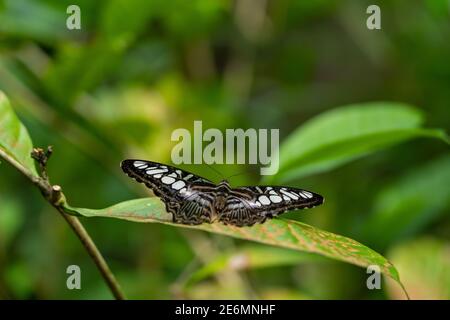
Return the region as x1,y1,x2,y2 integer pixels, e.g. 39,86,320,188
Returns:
64,197,408,297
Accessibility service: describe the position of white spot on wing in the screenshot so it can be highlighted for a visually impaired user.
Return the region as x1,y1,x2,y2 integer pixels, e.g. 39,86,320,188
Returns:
161,176,175,184
146,168,167,175
258,195,271,205
270,195,282,203
302,191,313,199
133,161,146,167
172,180,186,190
280,189,299,200
299,192,308,199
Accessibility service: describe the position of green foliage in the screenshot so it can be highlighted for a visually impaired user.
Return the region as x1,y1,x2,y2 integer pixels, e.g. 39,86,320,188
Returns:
0,0,68,43
0,93,37,176
0,197,24,248
0,0,449,300
267,102,448,183
363,155,450,248
184,245,324,287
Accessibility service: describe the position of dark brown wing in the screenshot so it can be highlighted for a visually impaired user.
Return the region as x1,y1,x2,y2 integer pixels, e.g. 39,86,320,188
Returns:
121,159,216,224
219,186,324,227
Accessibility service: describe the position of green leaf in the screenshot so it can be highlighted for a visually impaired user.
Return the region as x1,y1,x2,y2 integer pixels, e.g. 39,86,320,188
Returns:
266,102,448,183
0,0,68,44
362,154,450,248
64,197,407,293
185,245,325,287
0,91,38,176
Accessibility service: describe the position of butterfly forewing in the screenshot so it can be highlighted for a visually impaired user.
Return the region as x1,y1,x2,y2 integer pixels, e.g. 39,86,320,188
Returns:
121,160,216,224
121,160,214,196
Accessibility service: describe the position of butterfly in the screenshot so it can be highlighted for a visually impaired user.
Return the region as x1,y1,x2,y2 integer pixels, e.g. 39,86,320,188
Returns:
121,159,324,227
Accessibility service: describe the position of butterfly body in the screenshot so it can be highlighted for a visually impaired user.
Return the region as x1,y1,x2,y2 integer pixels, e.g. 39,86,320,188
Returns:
121,159,324,227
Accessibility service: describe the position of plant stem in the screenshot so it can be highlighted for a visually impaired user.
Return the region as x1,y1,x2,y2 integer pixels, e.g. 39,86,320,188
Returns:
0,148,126,300
0,149,47,190
59,210,126,300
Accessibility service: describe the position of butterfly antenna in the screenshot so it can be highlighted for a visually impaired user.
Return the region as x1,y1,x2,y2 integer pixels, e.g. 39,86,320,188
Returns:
226,169,255,180
204,163,225,180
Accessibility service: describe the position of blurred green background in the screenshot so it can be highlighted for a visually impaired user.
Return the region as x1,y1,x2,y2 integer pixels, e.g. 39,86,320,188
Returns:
0,0,449,299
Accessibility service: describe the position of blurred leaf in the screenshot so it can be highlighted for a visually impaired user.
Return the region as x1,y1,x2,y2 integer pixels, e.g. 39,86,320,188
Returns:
386,238,450,300
182,282,248,299
266,102,448,183
64,197,407,293
0,0,68,43
0,91,37,176
99,0,154,41
425,0,450,18
259,288,312,300
0,197,23,248
185,245,324,286
156,0,229,39
363,154,450,248
44,0,156,106
4,262,34,299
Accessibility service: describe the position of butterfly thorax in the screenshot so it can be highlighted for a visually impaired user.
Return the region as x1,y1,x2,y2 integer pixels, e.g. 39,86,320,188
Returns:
213,180,231,214
217,180,231,191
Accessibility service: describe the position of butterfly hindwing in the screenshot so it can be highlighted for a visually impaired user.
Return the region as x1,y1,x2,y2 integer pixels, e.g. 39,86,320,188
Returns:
219,186,324,226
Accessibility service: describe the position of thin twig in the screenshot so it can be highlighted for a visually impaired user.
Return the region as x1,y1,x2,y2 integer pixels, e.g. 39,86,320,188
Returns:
0,147,126,299
59,209,126,300
0,148,48,190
